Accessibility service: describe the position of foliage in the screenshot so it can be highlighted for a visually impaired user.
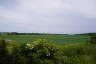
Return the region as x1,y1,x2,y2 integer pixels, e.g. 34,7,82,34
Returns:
0,39,96,64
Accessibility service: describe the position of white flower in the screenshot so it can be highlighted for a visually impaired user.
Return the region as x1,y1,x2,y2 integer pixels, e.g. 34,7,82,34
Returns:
47,53,50,56
26,43,30,46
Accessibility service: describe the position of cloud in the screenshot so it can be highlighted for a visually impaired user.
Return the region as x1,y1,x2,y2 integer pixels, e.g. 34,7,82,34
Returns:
0,0,96,34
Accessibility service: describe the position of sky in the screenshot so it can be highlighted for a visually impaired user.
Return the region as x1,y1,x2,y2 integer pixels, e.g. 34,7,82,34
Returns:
0,0,96,34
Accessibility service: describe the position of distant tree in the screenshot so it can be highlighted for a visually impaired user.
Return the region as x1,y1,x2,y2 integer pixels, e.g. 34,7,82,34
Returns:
90,36,96,44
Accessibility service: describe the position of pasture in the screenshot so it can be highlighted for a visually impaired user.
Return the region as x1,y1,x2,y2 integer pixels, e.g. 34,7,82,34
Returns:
0,34,90,45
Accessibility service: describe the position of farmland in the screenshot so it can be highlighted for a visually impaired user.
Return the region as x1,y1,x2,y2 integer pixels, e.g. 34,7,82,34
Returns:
0,34,90,45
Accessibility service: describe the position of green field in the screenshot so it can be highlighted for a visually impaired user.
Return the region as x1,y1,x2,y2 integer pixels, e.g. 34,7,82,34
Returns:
0,34,90,45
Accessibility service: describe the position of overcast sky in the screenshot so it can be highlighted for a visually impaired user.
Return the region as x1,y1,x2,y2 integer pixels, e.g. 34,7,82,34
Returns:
0,0,96,34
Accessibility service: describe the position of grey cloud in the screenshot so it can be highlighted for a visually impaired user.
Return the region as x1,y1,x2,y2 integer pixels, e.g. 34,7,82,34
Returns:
0,0,96,34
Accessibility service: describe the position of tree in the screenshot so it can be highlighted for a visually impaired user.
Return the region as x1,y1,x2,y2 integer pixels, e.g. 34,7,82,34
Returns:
0,40,10,64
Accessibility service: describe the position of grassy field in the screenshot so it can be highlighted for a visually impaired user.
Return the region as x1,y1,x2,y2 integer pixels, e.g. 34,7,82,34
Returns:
0,34,90,45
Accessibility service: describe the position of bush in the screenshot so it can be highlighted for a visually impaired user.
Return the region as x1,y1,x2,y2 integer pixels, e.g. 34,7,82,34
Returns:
0,39,96,64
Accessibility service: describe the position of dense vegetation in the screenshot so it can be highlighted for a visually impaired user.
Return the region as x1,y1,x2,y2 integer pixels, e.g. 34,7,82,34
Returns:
0,37,96,64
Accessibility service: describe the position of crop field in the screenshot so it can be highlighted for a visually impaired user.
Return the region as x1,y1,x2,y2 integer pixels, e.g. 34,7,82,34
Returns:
0,34,90,45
